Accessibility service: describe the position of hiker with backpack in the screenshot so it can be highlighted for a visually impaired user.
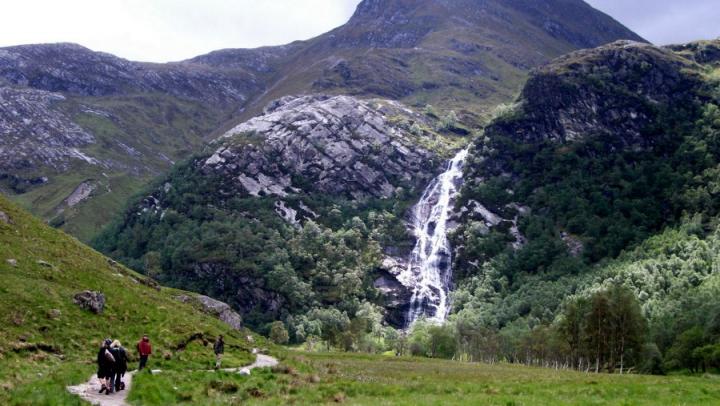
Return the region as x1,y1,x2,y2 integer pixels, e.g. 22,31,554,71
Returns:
214,335,224,369
137,334,152,370
97,338,116,395
111,340,128,391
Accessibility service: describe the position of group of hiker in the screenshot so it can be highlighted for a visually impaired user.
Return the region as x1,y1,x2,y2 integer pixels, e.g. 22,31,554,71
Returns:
96,335,152,395
96,334,226,395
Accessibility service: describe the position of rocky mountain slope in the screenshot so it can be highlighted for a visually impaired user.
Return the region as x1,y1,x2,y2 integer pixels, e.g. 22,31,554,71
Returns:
200,0,645,124
0,43,264,240
0,194,262,403
94,94,457,328
451,39,720,327
0,0,642,240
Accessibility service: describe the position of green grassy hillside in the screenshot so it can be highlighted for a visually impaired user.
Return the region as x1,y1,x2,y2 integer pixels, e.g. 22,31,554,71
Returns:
0,195,260,405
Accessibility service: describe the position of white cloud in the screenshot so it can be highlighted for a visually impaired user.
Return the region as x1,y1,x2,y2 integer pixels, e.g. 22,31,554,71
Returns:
0,0,360,62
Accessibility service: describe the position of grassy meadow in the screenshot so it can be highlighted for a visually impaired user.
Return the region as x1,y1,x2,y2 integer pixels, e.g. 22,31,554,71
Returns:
127,350,720,405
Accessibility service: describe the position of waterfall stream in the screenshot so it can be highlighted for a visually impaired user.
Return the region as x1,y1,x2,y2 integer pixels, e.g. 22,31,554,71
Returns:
399,148,469,326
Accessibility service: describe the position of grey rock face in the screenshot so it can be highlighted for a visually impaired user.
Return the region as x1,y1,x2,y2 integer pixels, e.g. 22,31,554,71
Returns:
73,290,105,314
0,43,256,107
194,294,244,331
374,257,414,327
493,41,701,147
203,95,441,201
0,86,97,171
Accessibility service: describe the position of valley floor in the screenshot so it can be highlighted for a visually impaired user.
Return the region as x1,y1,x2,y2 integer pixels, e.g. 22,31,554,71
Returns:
256,352,720,405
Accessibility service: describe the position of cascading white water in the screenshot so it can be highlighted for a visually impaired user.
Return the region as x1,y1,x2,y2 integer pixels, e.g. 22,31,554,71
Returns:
399,148,469,326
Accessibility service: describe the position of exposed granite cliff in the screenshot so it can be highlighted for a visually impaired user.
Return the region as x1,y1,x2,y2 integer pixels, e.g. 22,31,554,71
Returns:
203,95,442,201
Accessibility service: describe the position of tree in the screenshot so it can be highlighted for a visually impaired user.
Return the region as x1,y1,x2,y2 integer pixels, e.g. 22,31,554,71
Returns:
269,321,289,345
639,343,665,375
428,324,458,359
607,285,646,373
558,297,590,369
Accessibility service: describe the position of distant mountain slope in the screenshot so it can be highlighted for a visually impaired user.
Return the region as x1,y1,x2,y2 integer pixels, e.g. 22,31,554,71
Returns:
0,0,643,241
0,194,260,403
0,43,269,240
202,0,645,124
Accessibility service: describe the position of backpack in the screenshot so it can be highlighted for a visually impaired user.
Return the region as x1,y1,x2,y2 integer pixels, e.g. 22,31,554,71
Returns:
104,348,116,364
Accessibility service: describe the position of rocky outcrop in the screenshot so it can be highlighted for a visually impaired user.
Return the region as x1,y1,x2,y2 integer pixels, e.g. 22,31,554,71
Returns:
73,291,105,314
203,95,442,201
374,257,413,327
0,86,97,172
667,39,720,66
0,210,10,224
183,262,285,319
176,294,243,330
486,41,702,147
62,181,96,208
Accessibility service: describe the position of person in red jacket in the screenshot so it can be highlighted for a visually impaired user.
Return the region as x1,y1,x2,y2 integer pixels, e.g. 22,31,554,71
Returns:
136,335,152,370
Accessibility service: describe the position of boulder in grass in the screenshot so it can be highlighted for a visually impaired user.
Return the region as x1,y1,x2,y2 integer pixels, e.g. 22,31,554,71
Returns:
0,210,10,224
73,291,105,314
196,295,243,330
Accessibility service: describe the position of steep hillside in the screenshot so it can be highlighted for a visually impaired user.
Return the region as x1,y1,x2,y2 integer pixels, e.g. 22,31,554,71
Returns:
451,39,720,328
202,0,645,124
0,194,262,404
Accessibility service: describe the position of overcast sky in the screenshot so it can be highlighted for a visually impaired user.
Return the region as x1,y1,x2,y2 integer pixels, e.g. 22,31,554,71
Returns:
0,0,718,63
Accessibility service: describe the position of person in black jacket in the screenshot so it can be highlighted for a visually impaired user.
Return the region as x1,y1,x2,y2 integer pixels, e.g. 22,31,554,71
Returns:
111,340,128,391
96,339,116,395
214,335,224,369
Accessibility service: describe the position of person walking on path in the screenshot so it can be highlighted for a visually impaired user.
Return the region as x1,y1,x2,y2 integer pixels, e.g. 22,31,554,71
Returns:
96,338,116,395
214,335,225,369
111,340,128,391
136,335,152,371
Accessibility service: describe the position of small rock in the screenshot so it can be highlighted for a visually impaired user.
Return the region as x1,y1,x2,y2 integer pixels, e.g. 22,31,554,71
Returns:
37,260,53,268
308,374,321,383
333,392,346,403
47,309,61,319
0,210,10,224
238,368,251,376
73,291,105,314
6,259,17,267
151,369,162,374
163,351,172,360
246,335,254,343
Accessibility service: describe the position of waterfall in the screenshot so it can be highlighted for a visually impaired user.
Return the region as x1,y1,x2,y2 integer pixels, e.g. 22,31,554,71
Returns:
399,148,469,327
